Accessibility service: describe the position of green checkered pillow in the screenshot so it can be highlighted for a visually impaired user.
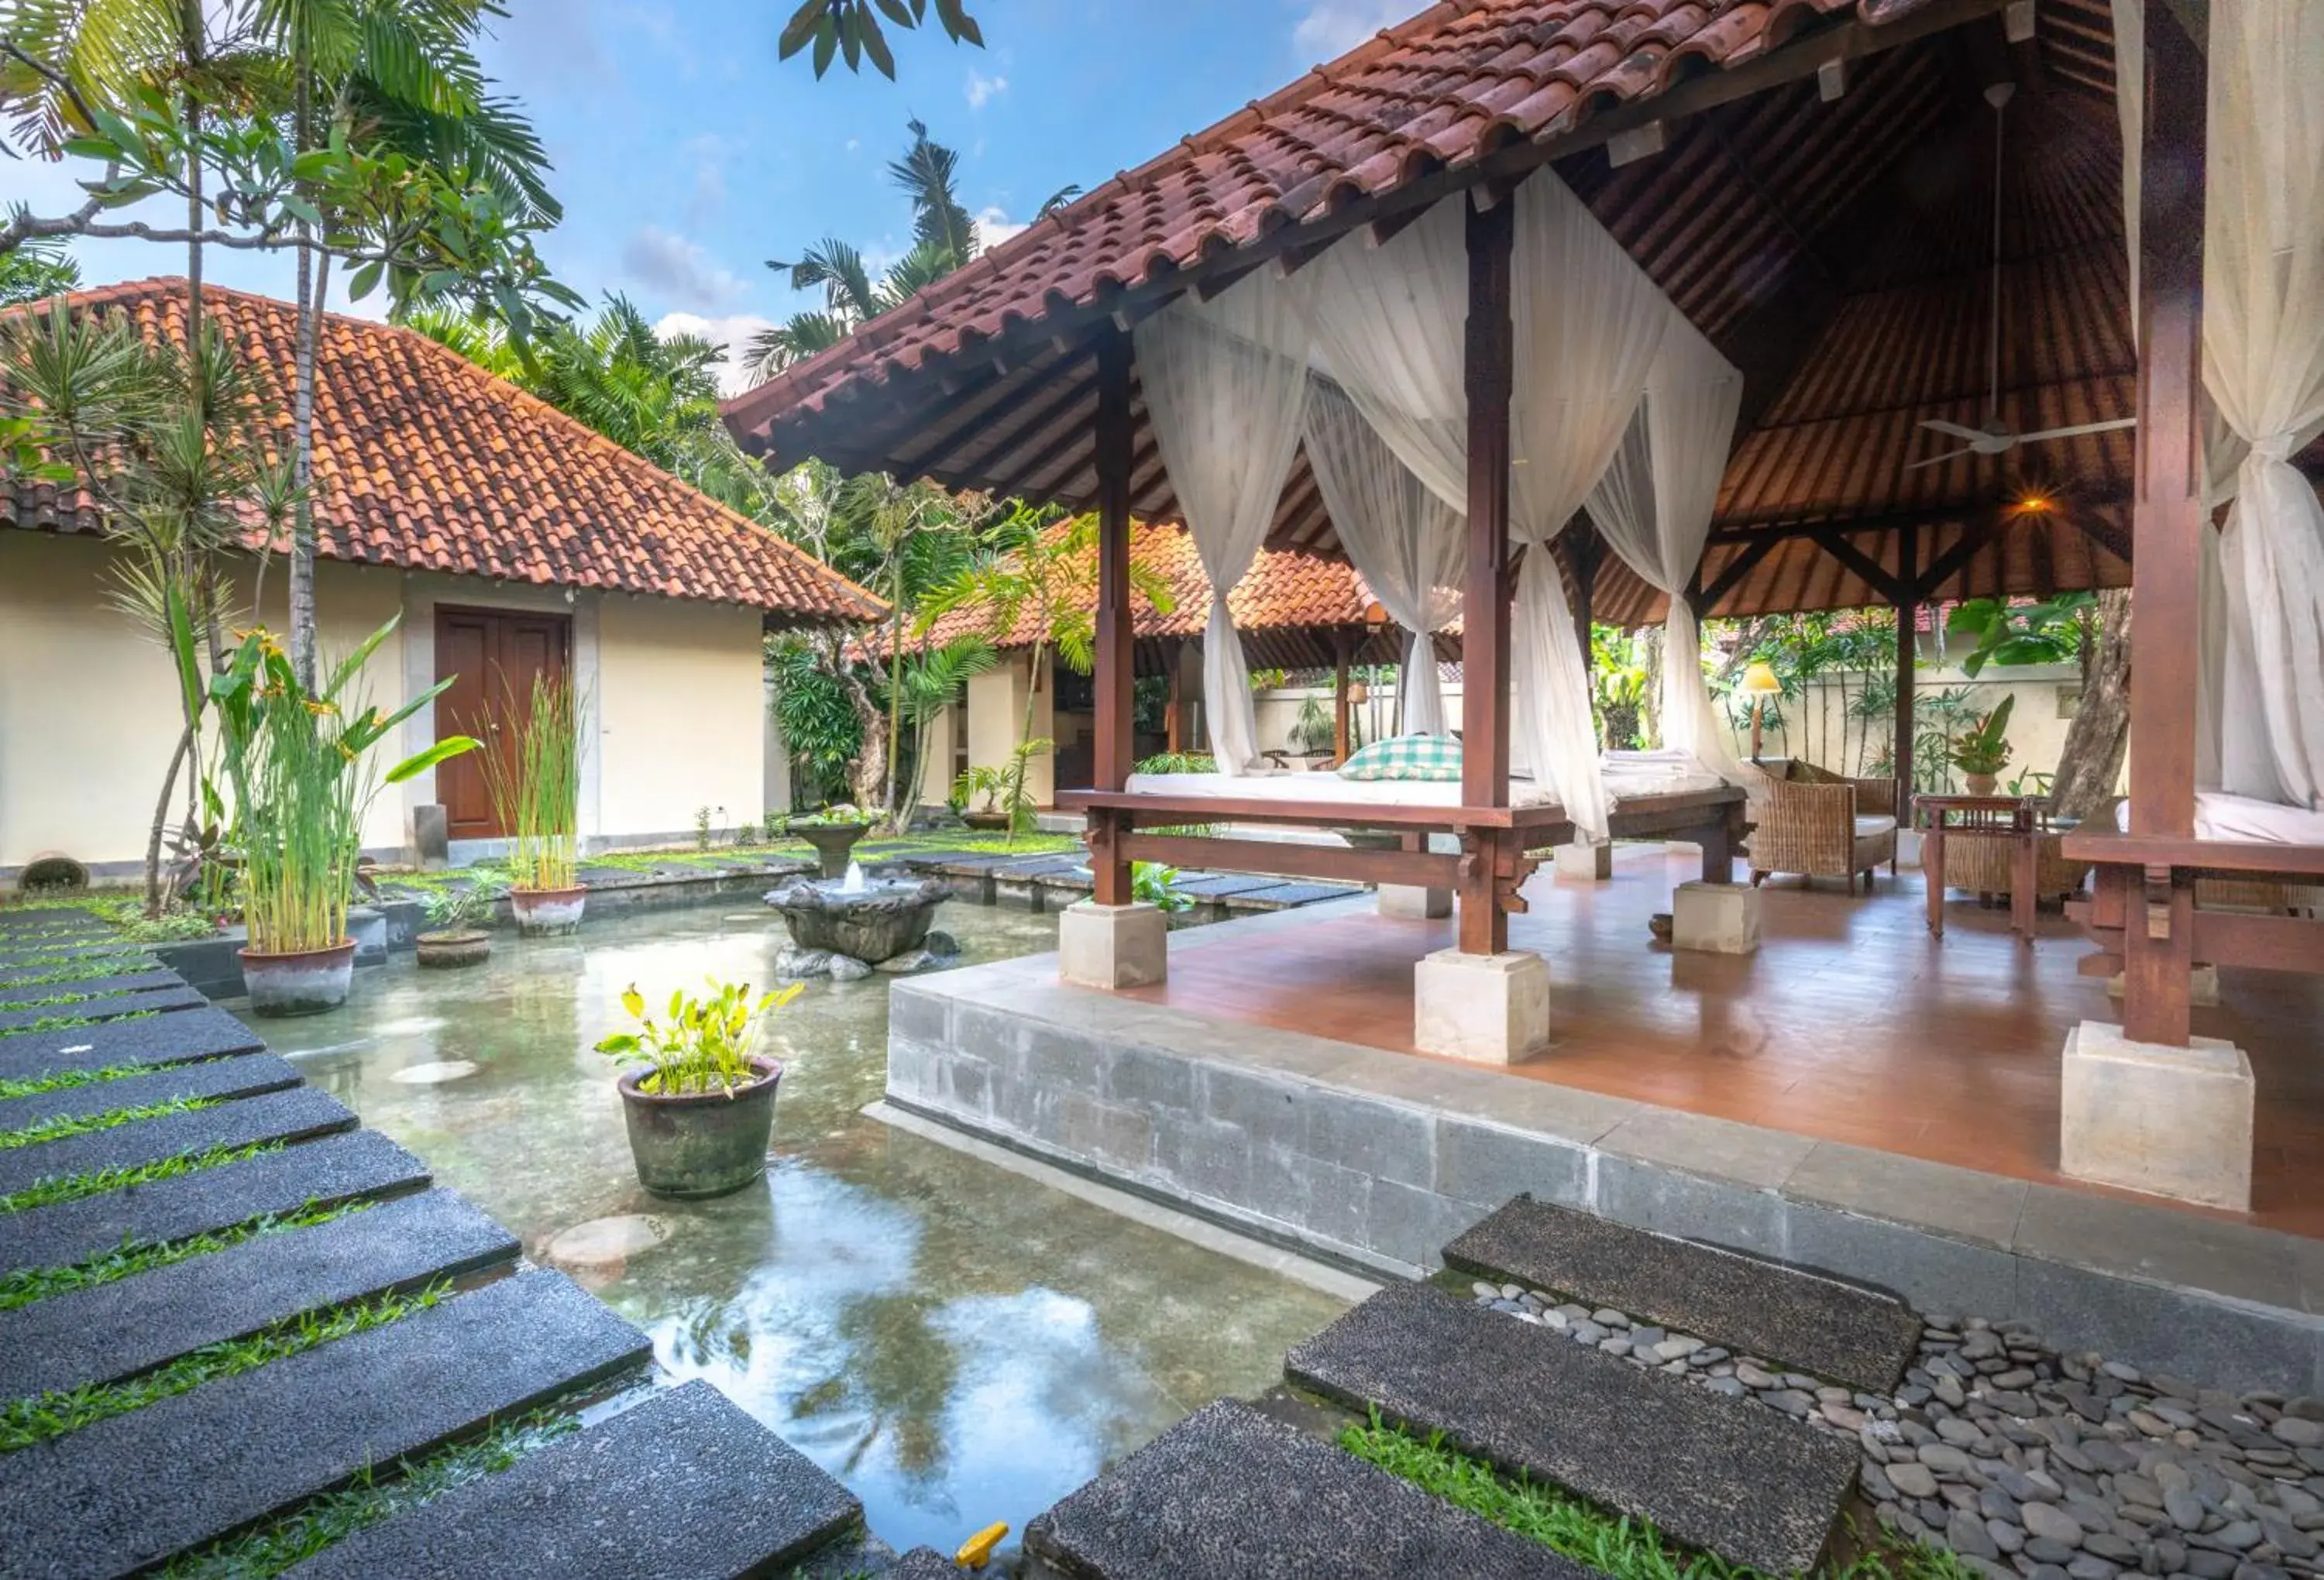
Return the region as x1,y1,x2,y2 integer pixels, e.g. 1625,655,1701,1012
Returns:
1338,733,1461,781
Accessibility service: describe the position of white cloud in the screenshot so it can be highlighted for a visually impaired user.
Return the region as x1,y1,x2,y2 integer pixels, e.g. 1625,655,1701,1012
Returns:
655,311,777,397
975,205,1030,251
618,225,748,311
844,137,861,153
1291,0,1408,62
964,68,1009,110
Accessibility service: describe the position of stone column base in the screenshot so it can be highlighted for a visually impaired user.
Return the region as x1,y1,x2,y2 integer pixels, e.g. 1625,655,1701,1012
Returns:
1672,881,1761,955
1378,884,1452,919
1058,901,1167,991
2060,1020,2253,1211
1554,841,1613,881
2107,963,2221,1007
1414,948,1550,1065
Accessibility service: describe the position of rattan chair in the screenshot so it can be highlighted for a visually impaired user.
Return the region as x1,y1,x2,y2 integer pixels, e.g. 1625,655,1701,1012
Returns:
1741,761,1899,893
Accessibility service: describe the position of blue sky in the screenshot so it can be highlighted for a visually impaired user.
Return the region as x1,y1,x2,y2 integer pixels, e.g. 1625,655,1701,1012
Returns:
23,0,1411,389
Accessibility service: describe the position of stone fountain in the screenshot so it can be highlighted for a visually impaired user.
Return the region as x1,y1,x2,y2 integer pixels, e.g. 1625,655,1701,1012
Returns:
765,862,957,981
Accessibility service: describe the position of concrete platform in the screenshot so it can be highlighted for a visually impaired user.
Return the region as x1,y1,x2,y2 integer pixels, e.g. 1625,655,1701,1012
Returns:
0,1005,266,1081
1442,1195,1922,1393
0,1086,355,1196
1285,1281,1857,1575
288,1380,862,1579
1023,1398,1594,1580
0,1053,302,1134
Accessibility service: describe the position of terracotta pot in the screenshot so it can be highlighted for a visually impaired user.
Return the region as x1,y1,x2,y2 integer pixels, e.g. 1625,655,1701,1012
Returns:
510,884,587,937
794,822,870,880
240,938,357,1016
415,929,490,970
616,1055,783,1199
959,810,1012,833
1964,772,1999,796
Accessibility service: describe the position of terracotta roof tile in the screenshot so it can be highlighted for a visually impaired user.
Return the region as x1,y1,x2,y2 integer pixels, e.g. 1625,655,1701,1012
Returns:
5,280,882,623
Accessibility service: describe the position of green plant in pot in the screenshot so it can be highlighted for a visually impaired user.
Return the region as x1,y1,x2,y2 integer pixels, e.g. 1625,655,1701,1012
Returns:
785,805,873,880
208,619,476,1015
415,876,506,970
953,736,1050,839
596,978,803,1198
481,675,585,936
1950,695,2016,796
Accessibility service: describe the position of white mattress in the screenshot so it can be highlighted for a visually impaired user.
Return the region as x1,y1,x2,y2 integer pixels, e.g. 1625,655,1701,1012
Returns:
1123,757,1726,811
2114,792,2324,845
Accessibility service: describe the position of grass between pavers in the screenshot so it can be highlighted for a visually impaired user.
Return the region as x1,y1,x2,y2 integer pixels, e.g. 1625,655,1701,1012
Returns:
0,1063,156,1101
0,1200,373,1312
0,1280,449,1451
0,1138,286,1213
0,957,150,989
0,896,219,944
0,984,133,1012
1339,1415,1978,1580
0,1096,218,1151
0,1007,160,1042
157,1404,584,1577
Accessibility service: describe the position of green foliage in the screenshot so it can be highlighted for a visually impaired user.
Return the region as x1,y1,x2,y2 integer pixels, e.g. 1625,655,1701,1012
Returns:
768,636,865,807
0,955,149,989
418,875,504,934
1949,695,2016,778
1948,595,2092,678
0,1097,215,1152
595,979,803,1097
1137,751,1218,775
0,1007,157,1041
1591,625,1655,750
954,735,1051,840
0,238,78,307
91,902,219,943
477,672,580,893
1133,862,1192,913
0,1063,151,1102
0,1138,282,1213
779,0,985,80
0,1200,371,1313
1290,693,1336,755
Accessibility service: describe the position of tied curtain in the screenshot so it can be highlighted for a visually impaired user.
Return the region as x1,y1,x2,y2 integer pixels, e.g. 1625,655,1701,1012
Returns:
1134,272,1312,775
1583,314,1748,785
2202,0,2324,809
1301,377,1465,737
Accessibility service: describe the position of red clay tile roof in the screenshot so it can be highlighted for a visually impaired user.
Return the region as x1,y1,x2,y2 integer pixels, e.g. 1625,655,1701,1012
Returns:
5,280,882,623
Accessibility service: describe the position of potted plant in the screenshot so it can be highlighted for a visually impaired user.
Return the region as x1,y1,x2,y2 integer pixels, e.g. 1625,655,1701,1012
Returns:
482,674,586,936
209,620,474,1015
415,876,506,969
953,737,1050,838
1950,695,2016,796
786,806,873,879
595,977,803,1199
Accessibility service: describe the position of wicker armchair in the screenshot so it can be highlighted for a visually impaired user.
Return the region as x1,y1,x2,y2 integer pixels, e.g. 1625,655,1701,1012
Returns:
1741,761,1899,893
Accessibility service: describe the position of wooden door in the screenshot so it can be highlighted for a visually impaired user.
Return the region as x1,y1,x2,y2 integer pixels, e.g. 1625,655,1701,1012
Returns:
433,607,572,840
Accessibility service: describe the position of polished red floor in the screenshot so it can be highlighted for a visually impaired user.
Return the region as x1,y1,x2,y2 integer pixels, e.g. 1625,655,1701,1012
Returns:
1126,848,2324,1238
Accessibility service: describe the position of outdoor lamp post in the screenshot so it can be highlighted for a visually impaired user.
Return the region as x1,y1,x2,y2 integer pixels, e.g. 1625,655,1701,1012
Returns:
1740,661,1784,762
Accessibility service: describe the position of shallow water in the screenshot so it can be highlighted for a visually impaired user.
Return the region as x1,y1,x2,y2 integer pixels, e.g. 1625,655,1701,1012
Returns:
239,900,1346,1555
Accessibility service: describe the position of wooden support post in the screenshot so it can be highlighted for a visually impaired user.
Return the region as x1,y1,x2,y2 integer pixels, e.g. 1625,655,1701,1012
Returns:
2121,0,2206,1047
1570,517,1601,675
1091,322,1136,906
1895,520,1920,823
1460,194,1517,957
1332,635,1353,764
1164,637,1186,754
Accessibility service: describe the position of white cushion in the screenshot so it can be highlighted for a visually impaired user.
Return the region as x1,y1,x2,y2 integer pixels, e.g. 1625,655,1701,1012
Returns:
1855,815,1899,840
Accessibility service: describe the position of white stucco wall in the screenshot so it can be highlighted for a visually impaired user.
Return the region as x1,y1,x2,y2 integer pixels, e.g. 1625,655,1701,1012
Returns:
596,594,766,842
964,654,1054,807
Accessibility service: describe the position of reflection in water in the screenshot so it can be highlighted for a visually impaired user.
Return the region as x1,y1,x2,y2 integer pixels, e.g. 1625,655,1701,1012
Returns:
239,900,1344,1557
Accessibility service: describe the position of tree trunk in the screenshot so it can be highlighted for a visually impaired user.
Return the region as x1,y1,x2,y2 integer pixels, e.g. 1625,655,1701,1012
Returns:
883,564,905,826
2050,589,2132,822
287,50,320,688
145,725,191,916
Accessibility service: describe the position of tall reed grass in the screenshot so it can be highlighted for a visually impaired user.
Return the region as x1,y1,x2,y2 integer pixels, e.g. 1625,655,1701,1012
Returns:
480,673,583,892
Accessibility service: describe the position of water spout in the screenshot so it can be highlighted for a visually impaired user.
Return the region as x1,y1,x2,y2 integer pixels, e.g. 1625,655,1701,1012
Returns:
840,860,868,895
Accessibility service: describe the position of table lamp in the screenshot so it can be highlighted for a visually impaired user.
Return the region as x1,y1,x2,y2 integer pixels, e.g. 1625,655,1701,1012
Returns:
1739,661,1784,762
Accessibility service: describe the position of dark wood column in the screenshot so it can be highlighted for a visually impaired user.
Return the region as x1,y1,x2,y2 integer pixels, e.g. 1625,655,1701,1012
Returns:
1332,634,1353,764
1569,517,1602,675
1091,322,1136,905
1164,637,1186,754
2118,0,2208,1046
1894,520,1920,823
1460,194,1516,957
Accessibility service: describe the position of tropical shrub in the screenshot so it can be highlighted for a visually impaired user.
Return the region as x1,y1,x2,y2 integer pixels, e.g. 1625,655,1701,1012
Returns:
595,979,803,1096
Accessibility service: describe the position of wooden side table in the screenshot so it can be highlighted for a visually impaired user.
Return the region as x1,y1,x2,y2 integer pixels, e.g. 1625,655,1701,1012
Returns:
1917,795,2042,944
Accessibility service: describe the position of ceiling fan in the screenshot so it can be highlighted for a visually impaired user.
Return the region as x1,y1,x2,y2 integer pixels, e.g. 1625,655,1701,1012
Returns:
1906,82,2136,471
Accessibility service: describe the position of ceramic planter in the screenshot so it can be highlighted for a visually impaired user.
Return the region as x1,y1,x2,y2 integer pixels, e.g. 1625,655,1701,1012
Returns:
794,823,870,879
617,1055,783,1199
415,929,491,969
510,884,587,937
240,939,356,1016
1964,772,1999,796
959,810,1012,833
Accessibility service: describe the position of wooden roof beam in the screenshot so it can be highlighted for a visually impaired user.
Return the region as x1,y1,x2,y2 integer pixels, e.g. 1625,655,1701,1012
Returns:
1809,527,1912,605
1697,533,1786,610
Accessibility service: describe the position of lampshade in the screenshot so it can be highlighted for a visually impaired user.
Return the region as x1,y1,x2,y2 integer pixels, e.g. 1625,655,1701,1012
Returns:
1739,661,1784,697
1362,600,1390,629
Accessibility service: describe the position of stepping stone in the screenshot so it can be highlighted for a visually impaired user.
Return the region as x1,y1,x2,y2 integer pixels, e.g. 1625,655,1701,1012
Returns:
0,1268,651,1578
287,1379,862,1579
1284,1281,1858,1575
0,943,149,974
1229,881,1361,908
0,983,206,1035
0,1087,356,1197
0,912,114,937
1169,874,1283,898
0,1053,301,1134
0,1005,267,1080
0,1188,517,1399
542,1214,668,1268
885,1551,964,1579
389,1060,479,1085
1442,1195,1923,1393
0,1128,429,1273
1025,1398,1593,1580
0,959,160,993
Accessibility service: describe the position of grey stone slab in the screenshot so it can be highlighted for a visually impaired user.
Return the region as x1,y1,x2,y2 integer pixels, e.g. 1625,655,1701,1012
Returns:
2013,1252,2320,1399
0,1005,266,1081
2013,1181,2309,1314
0,941,149,971
1024,1398,1593,1580
1785,1199,2020,1327
1284,1281,1858,1575
0,1053,301,1134
0,1268,651,1579
1434,1116,1593,1210
1169,874,1282,898
1224,881,1363,908
0,982,205,1034
0,1188,517,1398
0,1087,356,1197
0,1127,430,1273
288,1379,861,1580
0,958,159,992
1593,1105,1820,1191
0,911,114,936
1786,1142,2030,1252
883,1550,961,1579
1442,1196,1922,1393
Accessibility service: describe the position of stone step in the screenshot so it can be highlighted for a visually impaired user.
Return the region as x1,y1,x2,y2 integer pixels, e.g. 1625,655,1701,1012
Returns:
287,1379,862,1579
0,1128,430,1273
0,1267,651,1578
0,1087,356,1198
0,1053,301,1135
0,983,207,1035
1026,1399,1597,1580
1442,1195,1923,1394
0,912,116,937
0,960,167,994
0,1188,517,1400
0,1006,266,1082
0,947,151,978
1284,1280,1858,1575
